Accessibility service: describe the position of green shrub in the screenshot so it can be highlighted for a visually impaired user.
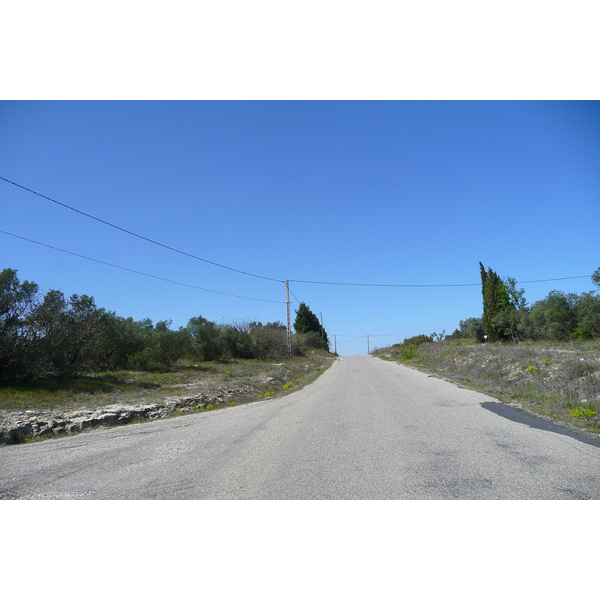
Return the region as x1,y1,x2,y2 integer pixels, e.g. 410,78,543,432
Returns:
401,345,420,360
402,334,433,347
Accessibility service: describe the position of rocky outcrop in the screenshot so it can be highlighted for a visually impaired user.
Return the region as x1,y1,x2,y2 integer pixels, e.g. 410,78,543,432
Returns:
0,386,251,445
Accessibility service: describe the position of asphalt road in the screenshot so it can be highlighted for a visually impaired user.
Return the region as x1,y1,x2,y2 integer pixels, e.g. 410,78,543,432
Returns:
2,354,600,499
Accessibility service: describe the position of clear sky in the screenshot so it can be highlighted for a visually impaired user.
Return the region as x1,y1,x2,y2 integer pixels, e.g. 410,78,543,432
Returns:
1,101,599,355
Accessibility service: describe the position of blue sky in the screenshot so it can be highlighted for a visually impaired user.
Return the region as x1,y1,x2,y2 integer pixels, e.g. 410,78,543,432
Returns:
1,101,599,355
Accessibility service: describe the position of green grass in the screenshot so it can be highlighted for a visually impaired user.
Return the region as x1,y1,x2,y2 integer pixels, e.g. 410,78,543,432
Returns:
0,352,335,414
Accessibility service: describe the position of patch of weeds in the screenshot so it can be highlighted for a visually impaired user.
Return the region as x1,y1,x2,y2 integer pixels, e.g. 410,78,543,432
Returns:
525,366,539,372
283,382,295,390
401,346,420,361
565,361,596,379
570,408,598,419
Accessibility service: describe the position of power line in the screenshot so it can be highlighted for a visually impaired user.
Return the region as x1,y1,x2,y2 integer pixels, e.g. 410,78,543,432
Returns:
336,336,367,344
291,279,479,287
335,325,459,339
2,177,592,289
0,230,285,304
288,275,591,287
288,286,302,305
1,176,283,283
368,325,458,337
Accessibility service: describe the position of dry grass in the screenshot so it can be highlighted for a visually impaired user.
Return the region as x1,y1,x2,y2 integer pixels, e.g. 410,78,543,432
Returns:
377,340,600,434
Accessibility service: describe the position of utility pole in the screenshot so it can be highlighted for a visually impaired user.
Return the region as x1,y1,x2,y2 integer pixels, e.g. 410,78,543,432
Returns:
367,334,370,354
334,335,337,354
286,280,292,358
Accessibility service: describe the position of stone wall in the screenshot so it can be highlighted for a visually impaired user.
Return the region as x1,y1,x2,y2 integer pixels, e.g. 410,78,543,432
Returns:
0,386,250,445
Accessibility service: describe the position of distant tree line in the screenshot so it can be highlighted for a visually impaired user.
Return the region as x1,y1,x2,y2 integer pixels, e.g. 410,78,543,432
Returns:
0,268,330,383
449,264,600,343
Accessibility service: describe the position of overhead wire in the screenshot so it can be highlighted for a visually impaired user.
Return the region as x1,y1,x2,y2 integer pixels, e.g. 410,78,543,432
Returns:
336,336,366,344
0,230,286,304
289,286,302,305
1,176,593,288
0,176,284,283
368,325,458,337
4,177,595,353
288,275,591,287
334,325,459,340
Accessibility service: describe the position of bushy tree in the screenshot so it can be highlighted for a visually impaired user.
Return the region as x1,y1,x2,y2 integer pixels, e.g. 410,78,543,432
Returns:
152,320,192,368
402,334,433,346
89,312,151,370
220,322,254,359
0,268,38,332
0,269,40,381
128,320,192,370
293,331,327,353
0,271,106,380
453,317,485,342
249,321,287,359
187,315,224,361
502,277,527,310
493,308,528,343
26,291,105,378
529,291,579,341
573,292,600,340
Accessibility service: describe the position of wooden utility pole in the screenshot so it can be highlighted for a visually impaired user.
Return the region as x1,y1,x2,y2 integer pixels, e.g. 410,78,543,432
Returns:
286,280,292,358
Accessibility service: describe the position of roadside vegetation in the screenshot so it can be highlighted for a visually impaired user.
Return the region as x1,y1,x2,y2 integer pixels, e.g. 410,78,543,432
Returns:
0,267,334,420
374,265,600,436
0,351,333,413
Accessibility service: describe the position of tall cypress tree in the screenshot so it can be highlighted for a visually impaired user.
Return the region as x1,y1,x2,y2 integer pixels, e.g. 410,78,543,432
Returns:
293,302,329,347
479,262,514,342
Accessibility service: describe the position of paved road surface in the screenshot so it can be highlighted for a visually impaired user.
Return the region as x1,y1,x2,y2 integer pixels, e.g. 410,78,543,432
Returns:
2,354,600,499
